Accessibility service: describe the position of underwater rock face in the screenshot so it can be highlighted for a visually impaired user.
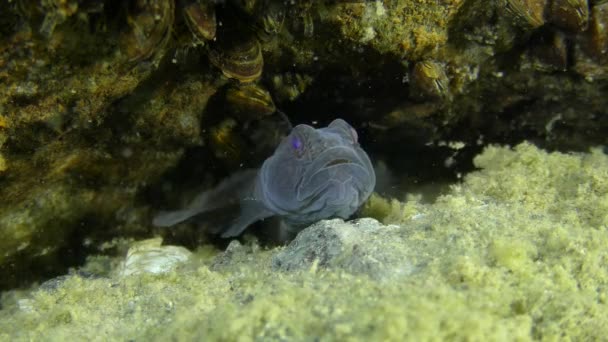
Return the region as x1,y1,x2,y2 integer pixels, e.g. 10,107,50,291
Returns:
272,218,416,281
1,0,607,291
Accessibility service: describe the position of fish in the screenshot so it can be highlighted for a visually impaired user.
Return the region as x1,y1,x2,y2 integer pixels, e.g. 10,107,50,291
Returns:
153,118,376,239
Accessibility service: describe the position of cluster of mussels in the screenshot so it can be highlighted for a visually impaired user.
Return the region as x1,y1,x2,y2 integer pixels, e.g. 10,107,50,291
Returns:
13,0,316,168
407,0,608,106
501,0,607,77
118,0,314,168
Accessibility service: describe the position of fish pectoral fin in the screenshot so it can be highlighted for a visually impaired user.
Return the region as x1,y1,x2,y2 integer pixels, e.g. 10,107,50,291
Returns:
220,199,274,238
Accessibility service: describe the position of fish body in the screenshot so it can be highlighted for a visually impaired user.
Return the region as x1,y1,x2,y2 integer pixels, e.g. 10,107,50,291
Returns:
153,119,376,238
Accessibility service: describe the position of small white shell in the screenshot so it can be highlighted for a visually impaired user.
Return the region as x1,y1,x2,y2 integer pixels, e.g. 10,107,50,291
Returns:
119,237,191,277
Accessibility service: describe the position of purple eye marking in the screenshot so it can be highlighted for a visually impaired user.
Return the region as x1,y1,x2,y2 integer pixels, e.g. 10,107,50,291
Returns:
291,136,302,150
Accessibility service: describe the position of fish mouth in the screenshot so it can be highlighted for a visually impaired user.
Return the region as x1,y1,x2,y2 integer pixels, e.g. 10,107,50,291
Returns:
324,158,352,168
300,146,363,186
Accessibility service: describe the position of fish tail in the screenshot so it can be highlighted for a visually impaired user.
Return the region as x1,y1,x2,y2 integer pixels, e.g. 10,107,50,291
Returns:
152,209,198,227
152,169,267,233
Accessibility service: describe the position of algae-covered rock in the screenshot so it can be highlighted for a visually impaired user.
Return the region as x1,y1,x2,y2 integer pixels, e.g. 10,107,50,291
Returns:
327,0,464,59
1,143,607,341
1,0,607,306
272,218,416,281
0,154,6,172
0,144,187,288
0,9,219,287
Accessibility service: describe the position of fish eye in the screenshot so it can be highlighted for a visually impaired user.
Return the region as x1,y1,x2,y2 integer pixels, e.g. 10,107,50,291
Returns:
291,136,305,157
291,136,302,150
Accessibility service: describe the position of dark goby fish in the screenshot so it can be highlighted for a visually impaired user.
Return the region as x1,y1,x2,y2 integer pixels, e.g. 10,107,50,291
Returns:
153,119,376,239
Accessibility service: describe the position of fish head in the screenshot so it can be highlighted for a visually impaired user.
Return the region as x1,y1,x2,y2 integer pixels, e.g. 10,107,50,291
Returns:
259,119,376,226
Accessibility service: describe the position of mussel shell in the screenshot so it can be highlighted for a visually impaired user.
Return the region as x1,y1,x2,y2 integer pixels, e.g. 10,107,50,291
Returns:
271,72,313,102
588,2,608,60
208,35,264,83
225,83,276,118
410,60,450,100
121,0,174,62
548,0,589,32
503,0,547,29
228,0,285,41
183,1,216,41
256,0,285,41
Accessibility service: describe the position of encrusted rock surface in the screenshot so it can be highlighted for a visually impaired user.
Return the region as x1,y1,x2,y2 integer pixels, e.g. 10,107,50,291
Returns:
1,0,607,291
1,143,607,340
272,218,416,281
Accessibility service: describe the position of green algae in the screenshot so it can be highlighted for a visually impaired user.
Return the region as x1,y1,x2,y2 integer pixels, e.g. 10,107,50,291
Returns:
327,0,464,60
1,142,606,340
3,0,608,290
